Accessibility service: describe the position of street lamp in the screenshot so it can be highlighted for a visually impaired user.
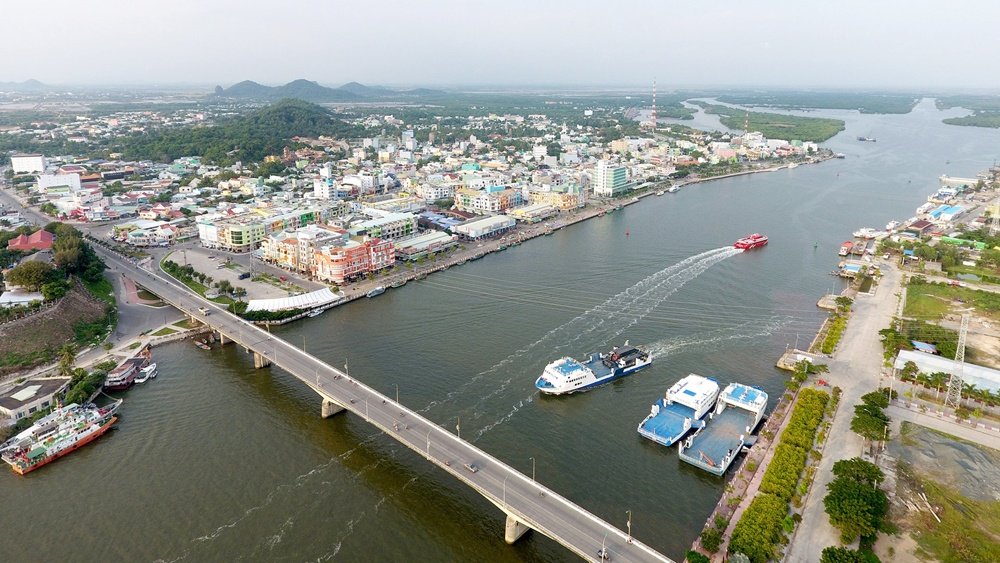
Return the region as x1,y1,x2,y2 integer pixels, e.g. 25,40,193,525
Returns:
426,430,431,458
395,383,399,404
626,510,632,544
529,457,535,483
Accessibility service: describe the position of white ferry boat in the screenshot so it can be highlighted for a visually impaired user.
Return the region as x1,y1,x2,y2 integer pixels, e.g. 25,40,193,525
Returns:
637,374,720,447
678,382,768,476
535,342,652,395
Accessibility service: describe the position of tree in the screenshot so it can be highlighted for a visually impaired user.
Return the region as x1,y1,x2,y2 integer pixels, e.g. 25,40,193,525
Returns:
850,402,889,441
823,474,888,542
899,360,920,382
820,546,866,563
6,260,54,290
860,390,889,409
831,458,883,486
58,344,77,377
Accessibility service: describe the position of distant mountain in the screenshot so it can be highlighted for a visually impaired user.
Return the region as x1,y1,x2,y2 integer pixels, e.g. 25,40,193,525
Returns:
0,79,50,92
212,79,445,102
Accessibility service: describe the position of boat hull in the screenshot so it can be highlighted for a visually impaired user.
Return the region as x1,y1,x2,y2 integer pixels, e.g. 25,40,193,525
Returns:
536,357,652,395
9,416,117,475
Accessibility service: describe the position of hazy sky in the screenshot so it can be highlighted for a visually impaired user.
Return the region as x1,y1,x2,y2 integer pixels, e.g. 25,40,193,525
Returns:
5,0,999,90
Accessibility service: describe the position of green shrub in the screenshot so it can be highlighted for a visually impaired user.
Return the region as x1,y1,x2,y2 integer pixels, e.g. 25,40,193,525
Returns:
729,493,787,563
700,526,723,553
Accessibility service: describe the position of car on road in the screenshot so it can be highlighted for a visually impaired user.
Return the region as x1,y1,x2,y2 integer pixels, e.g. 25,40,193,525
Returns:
463,462,479,473
198,307,210,315
238,272,251,280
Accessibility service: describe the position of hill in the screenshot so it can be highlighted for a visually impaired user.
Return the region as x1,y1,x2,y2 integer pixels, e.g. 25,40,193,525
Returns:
213,79,444,102
0,79,49,92
118,98,363,164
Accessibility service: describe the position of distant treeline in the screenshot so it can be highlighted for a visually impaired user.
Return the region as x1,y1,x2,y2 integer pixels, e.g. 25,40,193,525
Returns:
714,92,919,114
694,102,845,142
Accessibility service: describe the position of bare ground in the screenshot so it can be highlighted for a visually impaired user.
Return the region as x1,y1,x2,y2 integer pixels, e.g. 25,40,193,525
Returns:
0,288,108,376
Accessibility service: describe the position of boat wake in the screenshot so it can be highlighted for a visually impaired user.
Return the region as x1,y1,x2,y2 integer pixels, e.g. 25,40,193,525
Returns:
421,247,739,418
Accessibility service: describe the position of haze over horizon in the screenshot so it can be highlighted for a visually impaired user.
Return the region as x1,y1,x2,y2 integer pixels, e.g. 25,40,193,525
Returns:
4,0,999,91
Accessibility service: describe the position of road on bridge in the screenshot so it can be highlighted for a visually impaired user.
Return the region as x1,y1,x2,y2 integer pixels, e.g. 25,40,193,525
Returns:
92,244,674,563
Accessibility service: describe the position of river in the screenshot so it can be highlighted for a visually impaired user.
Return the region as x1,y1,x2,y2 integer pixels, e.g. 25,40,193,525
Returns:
3,98,1000,562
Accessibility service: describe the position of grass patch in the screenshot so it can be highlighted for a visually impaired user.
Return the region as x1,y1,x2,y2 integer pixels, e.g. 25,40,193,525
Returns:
693,102,846,142
905,279,1000,321
137,288,160,301
150,327,178,337
909,471,1000,562
859,276,874,293
173,318,201,330
127,341,142,350
81,276,115,305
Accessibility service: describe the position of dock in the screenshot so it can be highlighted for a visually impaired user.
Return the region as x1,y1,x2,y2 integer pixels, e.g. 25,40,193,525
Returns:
678,384,768,476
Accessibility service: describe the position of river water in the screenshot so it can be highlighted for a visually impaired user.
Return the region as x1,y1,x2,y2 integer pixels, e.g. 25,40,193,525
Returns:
4,99,1000,562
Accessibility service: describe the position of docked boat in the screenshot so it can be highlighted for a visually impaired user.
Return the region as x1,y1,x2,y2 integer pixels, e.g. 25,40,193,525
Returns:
667,186,680,193
138,363,157,381
367,286,386,298
104,359,143,391
853,227,879,239
637,374,720,447
734,233,768,250
678,382,768,476
857,136,877,142
307,308,325,318
655,190,665,196
535,342,652,395
835,153,846,159
838,241,853,256
194,340,211,350
787,162,798,169
885,220,900,231
1,399,122,475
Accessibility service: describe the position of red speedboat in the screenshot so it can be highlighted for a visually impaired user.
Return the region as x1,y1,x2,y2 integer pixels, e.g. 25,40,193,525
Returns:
734,234,768,250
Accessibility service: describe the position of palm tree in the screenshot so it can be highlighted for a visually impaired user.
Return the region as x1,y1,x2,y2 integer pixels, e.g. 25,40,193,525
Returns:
58,344,78,377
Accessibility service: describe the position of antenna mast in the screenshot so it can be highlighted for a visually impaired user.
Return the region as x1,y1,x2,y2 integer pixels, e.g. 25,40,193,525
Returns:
651,78,656,129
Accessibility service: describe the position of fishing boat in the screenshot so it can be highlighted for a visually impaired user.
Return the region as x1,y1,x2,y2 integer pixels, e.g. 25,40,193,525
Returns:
535,342,652,395
838,241,853,256
667,186,680,193
678,383,768,476
307,308,325,318
734,233,768,250
637,374,720,447
1,399,123,475
390,279,407,288
104,359,143,391
367,286,386,298
656,189,665,196
885,220,900,231
194,340,211,350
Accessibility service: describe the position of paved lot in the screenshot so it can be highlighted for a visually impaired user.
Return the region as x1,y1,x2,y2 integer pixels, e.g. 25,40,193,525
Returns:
785,267,903,562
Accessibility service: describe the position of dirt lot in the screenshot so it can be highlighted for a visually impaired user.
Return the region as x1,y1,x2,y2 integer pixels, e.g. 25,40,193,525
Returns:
879,422,1000,562
0,288,108,376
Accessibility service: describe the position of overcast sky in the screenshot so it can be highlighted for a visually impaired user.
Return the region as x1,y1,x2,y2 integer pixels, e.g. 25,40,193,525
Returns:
5,0,998,90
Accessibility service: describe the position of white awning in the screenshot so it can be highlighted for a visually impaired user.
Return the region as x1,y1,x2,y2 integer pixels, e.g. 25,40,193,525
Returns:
245,288,343,312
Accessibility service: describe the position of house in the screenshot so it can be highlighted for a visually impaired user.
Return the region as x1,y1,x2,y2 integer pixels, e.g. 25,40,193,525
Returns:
0,377,71,421
7,229,54,251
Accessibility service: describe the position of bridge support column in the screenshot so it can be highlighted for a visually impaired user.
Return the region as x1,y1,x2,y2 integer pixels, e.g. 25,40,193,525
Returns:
217,332,229,346
321,399,345,418
253,351,271,369
504,514,530,544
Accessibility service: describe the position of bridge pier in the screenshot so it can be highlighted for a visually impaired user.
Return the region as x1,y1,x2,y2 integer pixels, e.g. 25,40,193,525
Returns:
217,332,229,346
321,399,345,418
253,351,271,369
504,514,531,544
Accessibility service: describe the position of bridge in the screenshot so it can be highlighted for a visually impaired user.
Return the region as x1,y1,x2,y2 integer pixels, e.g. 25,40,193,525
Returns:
97,247,674,563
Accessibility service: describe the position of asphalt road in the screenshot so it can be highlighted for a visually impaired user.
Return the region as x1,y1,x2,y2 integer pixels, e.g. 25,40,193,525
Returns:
94,244,673,563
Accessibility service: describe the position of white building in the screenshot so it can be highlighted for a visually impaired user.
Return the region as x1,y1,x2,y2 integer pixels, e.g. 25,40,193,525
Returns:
38,173,81,193
591,160,629,198
10,153,46,174
454,215,515,240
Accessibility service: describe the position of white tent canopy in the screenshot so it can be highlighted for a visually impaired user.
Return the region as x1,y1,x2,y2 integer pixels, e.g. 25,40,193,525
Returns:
245,288,343,313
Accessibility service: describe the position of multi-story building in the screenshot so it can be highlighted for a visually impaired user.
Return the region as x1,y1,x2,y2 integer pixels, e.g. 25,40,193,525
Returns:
453,215,516,240
454,186,524,214
260,224,347,274
527,182,586,210
38,173,81,193
347,209,417,241
10,153,46,174
197,207,326,253
313,237,395,284
591,160,629,197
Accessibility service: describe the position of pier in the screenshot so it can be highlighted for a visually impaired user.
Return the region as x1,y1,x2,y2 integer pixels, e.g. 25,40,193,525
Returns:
96,245,674,563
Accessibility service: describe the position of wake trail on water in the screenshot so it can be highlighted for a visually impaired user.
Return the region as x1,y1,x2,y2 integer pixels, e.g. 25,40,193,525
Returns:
421,247,739,416
471,314,792,441
463,247,740,422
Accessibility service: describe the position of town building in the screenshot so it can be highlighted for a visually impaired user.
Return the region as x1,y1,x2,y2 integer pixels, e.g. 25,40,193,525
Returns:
454,186,524,214
509,203,558,223
197,207,326,253
591,160,629,197
7,229,54,251
347,209,417,241
394,231,459,261
313,237,395,284
453,215,516,240
10,153,46,174
259,224,347,274
0,377,71,422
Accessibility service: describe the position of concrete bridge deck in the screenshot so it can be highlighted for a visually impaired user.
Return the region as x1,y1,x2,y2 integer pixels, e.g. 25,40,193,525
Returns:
97,247,674,563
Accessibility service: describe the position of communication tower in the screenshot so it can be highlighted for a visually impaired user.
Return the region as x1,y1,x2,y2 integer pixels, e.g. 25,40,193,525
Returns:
651,79,656,129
